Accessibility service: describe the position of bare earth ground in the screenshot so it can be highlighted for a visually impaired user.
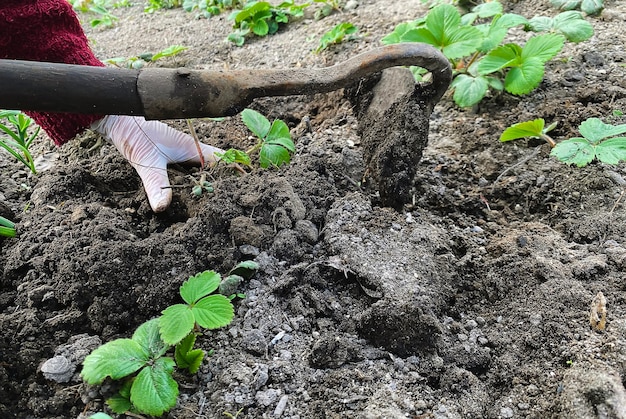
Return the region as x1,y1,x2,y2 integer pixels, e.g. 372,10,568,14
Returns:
2,0,626,418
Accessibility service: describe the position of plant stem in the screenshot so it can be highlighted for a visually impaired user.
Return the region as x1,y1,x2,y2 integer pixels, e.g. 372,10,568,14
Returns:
541,133,556,148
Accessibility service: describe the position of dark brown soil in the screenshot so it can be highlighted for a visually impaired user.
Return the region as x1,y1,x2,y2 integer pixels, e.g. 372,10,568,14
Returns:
2,0,626,418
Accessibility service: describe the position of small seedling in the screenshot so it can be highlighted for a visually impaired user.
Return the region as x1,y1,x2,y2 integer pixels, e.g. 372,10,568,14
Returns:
0,110,39,174
183,0,244,17
499,118,557,147
382,1,593,108
70,0,120,27
551,117,626,167
105,45,188,69
0,216,16,238
550,0,604,16
313,0,343,20
227,0,309,46
192,173,215,196
241,109,295,168
145,0,182,13
82,265,256,416
315,22,358,53
215,148,253,167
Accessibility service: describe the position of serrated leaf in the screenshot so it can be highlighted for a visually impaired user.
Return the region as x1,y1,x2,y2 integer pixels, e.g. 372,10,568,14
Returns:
81,340,148,385
486,76,504,91
426,4,461,42
130,359,178,416
442,26,483,60
159,304,196,345
595,137,626,164
260,143,292,168
472,1,503,18
479,25,507,53
550,0,582,11
500,119,546,142
252,18,269,36
578,118,626,144
90,413,115,419
477,44,520,74
216,149,252,166
553,11,594,42
505,56,545,95
526,16,554,33
381,22,420,44
522,34,565,62
241,109,271,139
132,319,169,359
267,120,294,150
192,294,235,329
551,138,595,166
581,0,603,15
180,270,221,305
106,392,132,414
450,74,489,108
495,13,529,29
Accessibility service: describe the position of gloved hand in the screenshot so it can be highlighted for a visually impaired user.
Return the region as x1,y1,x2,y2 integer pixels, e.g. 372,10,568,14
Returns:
92,115,222,212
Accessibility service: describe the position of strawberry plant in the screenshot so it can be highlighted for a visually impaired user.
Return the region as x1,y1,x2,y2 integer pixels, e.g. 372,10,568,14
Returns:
551,118,626,167
382,1,593,108
81,263,257,417
550,0,604,16
105,45,188,69
183,0,244,17
313,0,343,20
0,110,39,174
227,0,309,46
145,0,183,13
315,22,358,53
499,118,557,147
240,109,295,168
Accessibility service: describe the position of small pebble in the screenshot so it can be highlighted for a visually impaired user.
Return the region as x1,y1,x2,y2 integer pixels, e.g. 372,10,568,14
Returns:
274,395,289,417
500,407,514,418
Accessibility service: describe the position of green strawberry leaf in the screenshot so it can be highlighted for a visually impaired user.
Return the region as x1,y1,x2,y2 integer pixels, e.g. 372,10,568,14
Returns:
241,108,271,139
130,359,178,417
595,137,626,165
551,137,595,167
180,270,221,305
477,44,521,75
159,304,196,345
552,11,594,42
522,33,565,62
260,143,292,168
579,118,626,144
500,119,546,142
81,339,148,385
450,74,489,108
505,56,545,95
175,333,205,374
192,294,235,329
132,318,169,359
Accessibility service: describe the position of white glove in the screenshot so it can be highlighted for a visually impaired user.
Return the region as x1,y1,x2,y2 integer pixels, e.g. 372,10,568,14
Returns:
92,115,222,212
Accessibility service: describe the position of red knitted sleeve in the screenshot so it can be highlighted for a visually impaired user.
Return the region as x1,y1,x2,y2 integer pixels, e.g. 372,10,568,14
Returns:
0,0,106,145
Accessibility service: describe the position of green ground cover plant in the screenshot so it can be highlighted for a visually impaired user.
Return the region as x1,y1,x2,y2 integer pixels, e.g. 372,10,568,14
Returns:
550,0,604,15
551,118,626,167
500,117,626,167
69,0,126,27
315,22,358,53
499,118,557,147
104,45,188,69
215,109,295,169
0,110,39,175
183,0,244,17
227,0,309,46
82,263,258,417
382,1,593,108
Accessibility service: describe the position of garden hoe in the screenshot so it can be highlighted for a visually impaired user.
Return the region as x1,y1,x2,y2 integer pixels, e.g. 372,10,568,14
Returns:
0,43,452,207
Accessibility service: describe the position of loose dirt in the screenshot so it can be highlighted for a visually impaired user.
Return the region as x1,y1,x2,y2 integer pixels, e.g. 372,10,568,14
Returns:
2,0,626,418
